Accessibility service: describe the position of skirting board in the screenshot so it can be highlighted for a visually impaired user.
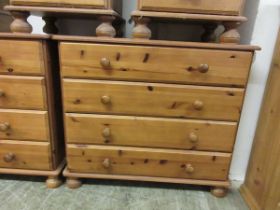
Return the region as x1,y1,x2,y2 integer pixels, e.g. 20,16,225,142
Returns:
63,167,230,187
239,184,261,210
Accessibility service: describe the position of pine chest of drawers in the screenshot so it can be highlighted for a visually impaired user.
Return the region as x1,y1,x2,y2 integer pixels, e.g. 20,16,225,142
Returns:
55,36,259,196
0,34,64,188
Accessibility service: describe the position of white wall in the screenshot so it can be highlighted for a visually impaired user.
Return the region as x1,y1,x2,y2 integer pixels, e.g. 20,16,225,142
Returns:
27,0,280,181
230,0,280,181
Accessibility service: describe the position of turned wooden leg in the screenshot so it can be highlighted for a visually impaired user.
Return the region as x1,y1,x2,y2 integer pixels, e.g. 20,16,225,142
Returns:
10,11,32,33
66,177,82,189
46,176,62,189
220,22,241,44
43,17,58,34
132,17,151,39
211,186,228,198
201,23,218,43
96,16,116,38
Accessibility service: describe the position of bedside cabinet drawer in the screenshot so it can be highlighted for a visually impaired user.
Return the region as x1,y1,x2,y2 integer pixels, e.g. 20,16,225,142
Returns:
63,79,244,121
0,140,51,170
67,145,231,181
11,0,117,9
0,76,47,110
65,114,237,152
60,43,252,87
0,109,50,142
138,0,244,16
0,40,44,75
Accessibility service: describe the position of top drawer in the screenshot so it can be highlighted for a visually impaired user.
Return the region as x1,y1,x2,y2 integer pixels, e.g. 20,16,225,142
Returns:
10,0,120,10
0,40,44,76
60,43,253,87
138,0,245,16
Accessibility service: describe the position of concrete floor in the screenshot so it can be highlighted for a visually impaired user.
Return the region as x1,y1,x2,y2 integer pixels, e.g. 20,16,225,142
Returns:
0,175,249,210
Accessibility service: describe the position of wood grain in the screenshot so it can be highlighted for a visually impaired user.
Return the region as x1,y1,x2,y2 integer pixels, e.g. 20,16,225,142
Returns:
67,144,231,181
59,43,253,87
0,40,44,75
0,140,51,170
0,109,49,141
0,75,47,110
65,113,237,152
63,79,244,121
138,0,244,16
241,29,280,210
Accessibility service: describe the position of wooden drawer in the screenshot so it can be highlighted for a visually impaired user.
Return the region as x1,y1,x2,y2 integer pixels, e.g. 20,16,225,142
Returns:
0,109,50,142
0,140,51,170
63,79,244,121
67,145,231,181
0,40,44,75
138,0,245,16
10,0,121,10
0,75,47,110
60,43,252,87
65,114,237,152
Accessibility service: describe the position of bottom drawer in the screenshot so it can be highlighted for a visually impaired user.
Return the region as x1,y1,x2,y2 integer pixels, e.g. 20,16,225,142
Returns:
67,145,231,181
0,140,51,170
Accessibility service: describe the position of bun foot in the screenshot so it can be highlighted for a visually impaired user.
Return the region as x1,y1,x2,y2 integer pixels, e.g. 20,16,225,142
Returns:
46,176,62,189
66,178,82,189
211,187,228,198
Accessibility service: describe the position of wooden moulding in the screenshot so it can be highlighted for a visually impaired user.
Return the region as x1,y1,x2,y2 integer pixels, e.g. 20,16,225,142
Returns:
4,5,123,37
0,160,66,189
63,167,230,187
239,185,261,210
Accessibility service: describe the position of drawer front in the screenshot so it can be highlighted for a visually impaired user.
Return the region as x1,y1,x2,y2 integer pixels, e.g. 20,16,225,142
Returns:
0,40,44,75
60,43,252,87
66,114,237,152
67,145,231,181
0,140,51,170
11,0,110,9
138,0,244,16
0,109,50,142
0,76,47,110
63,79,244,121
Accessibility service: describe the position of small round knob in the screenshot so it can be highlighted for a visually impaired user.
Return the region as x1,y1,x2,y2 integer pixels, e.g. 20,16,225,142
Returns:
189,132,199,143
3,153,15,163
101,95,111,105
198,64,209,73
102,158,111,169
0,89,5,97
193,100,204,111
185,164,195,174
102,127,111,138
100,57,111,69
0,122,10,132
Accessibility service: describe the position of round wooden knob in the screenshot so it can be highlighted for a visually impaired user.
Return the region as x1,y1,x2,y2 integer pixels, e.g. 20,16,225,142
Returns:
102,158,111,169
101,95,111,105
193,100,204,111
198,64,209,73
185,164,195,174
0,89,5,97
189,132,199,143
0,122,10,132
100,57,111,69
102,127,111,138
3,153,15,163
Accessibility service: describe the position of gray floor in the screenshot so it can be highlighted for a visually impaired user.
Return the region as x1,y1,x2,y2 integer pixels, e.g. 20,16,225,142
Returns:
0,175,249,210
